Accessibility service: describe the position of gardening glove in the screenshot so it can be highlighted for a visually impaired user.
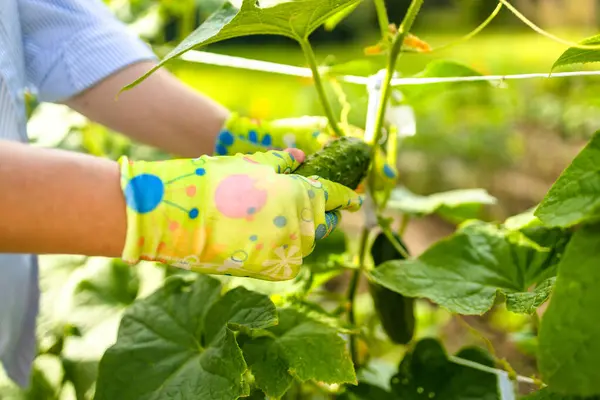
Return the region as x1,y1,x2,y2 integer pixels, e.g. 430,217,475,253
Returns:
119,149,362,281
214,113,398,193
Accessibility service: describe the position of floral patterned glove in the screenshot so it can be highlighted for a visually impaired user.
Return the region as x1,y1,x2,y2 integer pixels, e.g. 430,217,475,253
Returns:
119,149,362,281
215,113,398,192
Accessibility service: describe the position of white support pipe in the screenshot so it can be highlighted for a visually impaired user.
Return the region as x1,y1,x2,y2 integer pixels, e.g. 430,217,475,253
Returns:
178,49,600,86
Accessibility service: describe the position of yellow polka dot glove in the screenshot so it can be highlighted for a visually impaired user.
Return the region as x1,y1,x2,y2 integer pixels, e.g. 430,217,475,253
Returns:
118,149,362,281
215,113,398,193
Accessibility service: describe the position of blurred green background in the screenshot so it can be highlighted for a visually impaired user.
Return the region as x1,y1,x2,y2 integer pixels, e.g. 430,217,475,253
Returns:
7,1,600,398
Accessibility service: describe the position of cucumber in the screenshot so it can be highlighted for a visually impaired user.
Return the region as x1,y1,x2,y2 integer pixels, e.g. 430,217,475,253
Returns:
294,136,371,190
369,232,415,345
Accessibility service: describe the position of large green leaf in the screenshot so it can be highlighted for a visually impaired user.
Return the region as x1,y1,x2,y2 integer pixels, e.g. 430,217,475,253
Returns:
123,0,361,91
504,209,572,283
503,208,542,231
535,130,600,228
390,338,500,399
368,220,566,315
94,275,278,400
240,308,356,398
552,34,600,71
538,225,600,397
387,187,497,222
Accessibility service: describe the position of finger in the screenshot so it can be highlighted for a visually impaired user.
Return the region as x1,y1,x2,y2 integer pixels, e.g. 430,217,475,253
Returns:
285,148,306,164
315,211,341,241
300,210,341,260
298,176,363,212
241,149,304,174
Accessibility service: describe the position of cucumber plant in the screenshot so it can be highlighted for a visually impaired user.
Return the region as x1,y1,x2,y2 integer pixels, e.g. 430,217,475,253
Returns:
10,1,600,400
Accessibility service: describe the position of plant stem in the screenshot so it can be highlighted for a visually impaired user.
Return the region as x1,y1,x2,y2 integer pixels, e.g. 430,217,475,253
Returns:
381,226,410,259
399,214,410,236
299,39,344,137
373,0,390,41
372,0,424,149
531,310,541,334
346,0,424,370
346,227,369,367
367,0,424,205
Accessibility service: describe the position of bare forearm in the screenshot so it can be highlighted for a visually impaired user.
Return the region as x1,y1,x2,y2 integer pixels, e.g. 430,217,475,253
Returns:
0,140,126,257
64,61,230,158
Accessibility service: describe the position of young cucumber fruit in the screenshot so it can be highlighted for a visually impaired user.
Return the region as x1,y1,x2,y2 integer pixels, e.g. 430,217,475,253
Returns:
293,136,371,189
369,232,415,345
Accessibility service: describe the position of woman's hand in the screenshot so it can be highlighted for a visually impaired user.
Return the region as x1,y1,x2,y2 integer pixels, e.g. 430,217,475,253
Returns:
119,149,362,281
214,113,399,193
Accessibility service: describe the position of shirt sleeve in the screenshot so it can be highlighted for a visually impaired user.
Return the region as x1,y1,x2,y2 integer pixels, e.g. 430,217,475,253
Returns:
18,0,159,103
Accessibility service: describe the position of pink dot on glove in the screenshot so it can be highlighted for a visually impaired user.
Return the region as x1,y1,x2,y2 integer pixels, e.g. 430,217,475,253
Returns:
215,174,268,219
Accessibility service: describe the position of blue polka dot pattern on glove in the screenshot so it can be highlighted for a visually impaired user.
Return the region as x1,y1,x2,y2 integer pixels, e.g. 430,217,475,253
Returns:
215,129,277,156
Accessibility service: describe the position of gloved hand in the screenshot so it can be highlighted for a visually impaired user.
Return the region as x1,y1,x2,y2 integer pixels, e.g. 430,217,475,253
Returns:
119,149,362,281
214,113,398,193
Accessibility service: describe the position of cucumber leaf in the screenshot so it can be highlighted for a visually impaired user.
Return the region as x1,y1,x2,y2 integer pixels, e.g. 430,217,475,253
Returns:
504,210,572,284
239,307,356,398
368,220,569,315
390,338,500,400
504,208,543,231
123,0,361,91
94,275,278,400
535,130,600,228
552,34,600,71
538,224,600,397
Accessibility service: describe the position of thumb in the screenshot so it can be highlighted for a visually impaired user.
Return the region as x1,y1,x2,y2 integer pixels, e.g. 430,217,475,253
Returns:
242,148,305,174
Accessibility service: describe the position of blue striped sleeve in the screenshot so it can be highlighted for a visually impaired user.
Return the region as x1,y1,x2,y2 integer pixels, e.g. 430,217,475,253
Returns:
18,0,158,103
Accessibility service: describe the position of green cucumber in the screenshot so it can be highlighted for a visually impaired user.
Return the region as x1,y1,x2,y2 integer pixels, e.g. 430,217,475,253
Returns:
294,136,371,189
369,232,415,345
